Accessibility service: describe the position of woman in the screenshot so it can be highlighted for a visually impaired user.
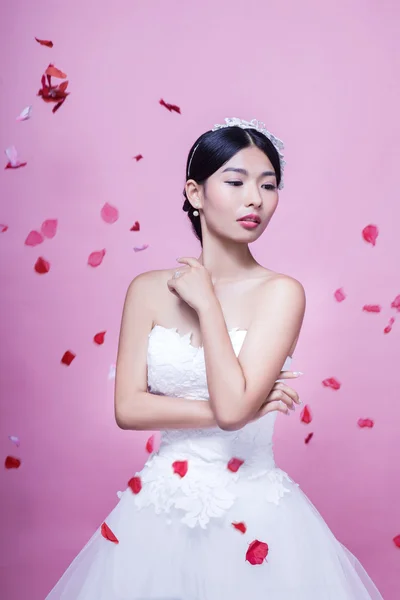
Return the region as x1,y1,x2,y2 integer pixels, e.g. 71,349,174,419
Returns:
45,118,384,599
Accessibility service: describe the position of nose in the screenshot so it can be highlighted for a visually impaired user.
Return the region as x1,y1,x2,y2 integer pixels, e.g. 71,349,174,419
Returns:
244,183,263,208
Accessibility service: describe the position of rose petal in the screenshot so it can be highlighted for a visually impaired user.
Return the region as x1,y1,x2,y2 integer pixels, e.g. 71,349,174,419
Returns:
16,106,32,121
128,476,142,494
35,37,53,47
357,418,374,428
0,225,8,232
100,522,119,543
145,435,155,453
133,155,143,161
94,332,106,345
362,304,381,313
34,257,50,274
232,521,247,534
393,535,400,548
159,98,181,114
5,456,21,469
88,249,106,267
391,295,400,312
8,436,20,447
25,231,44,247
246,540,269,565
130,221,140,231
362,224,379,246
322,377,341,390
300,405,312,424
101,203,119,224
334,288,346,302
41,219,58,238
305,432,314,444
45,64,67,79
61,350,76,366
227,457,244,472
172,460,188,478
384,317,395,334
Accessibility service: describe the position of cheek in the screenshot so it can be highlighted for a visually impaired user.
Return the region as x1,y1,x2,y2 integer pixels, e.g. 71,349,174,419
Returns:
204,182,237,215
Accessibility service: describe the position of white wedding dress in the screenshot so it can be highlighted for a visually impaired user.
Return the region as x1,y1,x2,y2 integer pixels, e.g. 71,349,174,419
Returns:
45,325,384,599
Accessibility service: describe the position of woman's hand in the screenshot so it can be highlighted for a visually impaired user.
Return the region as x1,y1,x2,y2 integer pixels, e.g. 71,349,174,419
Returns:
250,370,302,422
167,257,216,313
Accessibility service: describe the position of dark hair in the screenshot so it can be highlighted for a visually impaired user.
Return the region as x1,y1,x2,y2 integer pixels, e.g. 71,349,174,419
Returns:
182,126,282,246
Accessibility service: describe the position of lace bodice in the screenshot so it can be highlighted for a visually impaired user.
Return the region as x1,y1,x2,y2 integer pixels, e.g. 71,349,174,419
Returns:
125,324,295,529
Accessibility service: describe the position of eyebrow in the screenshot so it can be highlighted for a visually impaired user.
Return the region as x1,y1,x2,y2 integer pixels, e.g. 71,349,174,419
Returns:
221,167,276,178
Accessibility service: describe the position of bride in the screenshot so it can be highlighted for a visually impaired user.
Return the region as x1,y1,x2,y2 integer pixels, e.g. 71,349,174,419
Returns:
45,118,384,599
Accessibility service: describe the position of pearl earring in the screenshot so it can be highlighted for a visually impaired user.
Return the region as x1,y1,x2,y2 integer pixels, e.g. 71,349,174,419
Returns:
193,203,199,217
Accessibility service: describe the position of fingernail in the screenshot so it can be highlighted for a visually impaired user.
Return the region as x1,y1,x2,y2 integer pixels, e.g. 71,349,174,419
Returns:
293,371,304,376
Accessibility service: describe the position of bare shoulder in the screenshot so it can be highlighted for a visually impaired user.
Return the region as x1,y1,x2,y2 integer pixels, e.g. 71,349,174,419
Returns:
260,271,306,306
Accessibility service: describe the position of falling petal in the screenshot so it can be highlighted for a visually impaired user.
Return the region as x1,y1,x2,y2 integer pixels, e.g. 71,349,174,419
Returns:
246,540,269,565
322,377,341,390
5,456,21,469
100,522,119,543
133,244,149,252
34,257,50,274
362,224,379,246
145,435,155,453
16,106,32,121
305,432,314,444
61,350,76,366
94,332,106,345
384,317,395,334
172,460,188,478
334,288,346,302
8,436,20,447
362,304,381,313
357,418,374,428
4,146,27,169
25,230,44,247
393,535,400,548
41,219,58,238
101,203,119,224
130,221,140,231
0,225,8,232
391,294,400,312
227,457,244,472
128,476,142,494
232,522,247,534
45,63,67,79
108,364,116,380
88,249,106,267
159,98,181,114
133,154,143,161
35,37,53,48
300,405,312,424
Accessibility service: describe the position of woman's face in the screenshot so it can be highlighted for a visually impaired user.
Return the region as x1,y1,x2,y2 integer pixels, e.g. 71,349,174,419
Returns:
200,145,279,242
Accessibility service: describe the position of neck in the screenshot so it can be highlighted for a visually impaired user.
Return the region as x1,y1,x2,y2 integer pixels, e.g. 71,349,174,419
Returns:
196,239,259,284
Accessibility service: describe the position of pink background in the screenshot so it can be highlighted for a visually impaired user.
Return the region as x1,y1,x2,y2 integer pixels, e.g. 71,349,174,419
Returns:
0,1,399,598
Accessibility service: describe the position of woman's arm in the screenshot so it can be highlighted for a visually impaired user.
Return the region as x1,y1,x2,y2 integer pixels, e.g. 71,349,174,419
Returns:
199,276,306,431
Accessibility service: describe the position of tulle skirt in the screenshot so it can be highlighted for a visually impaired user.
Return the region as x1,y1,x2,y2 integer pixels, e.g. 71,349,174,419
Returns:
44,467,384,599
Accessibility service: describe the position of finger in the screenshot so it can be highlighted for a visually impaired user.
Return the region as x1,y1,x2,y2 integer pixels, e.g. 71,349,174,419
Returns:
273,382,301,405
277,370,303,379
260,400,290,416
266,389,296,410
176,257,201,268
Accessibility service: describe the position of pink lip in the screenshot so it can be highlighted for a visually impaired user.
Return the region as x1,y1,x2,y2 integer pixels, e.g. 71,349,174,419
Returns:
237,220,260,229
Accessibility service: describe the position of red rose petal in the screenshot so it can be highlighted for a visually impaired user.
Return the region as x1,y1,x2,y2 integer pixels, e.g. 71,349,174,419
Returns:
384,317,395,334
227,457,244,472
305,432,314,444
100,522,119,543
35,37,53,47
246,540,269,565
357,418,374,428
334,288,346,302
322,377,341,390
101,203,119,224
130,221,140,231
391,294,400,312
133,154,143,161
300,405,312,424
362,224,379,246
362,304,381,313
88,249,106,267
94,332,106,345
145,435,154,453
45,64,67,79
172,460,188,478
41,219,58,238
25,230,44,247
5,456,21,469
128,476,142,494
61,350,76,366
232,522,247,534
0,225,8,232
34,257,50,274
159,98,181,114
393,535,400,548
